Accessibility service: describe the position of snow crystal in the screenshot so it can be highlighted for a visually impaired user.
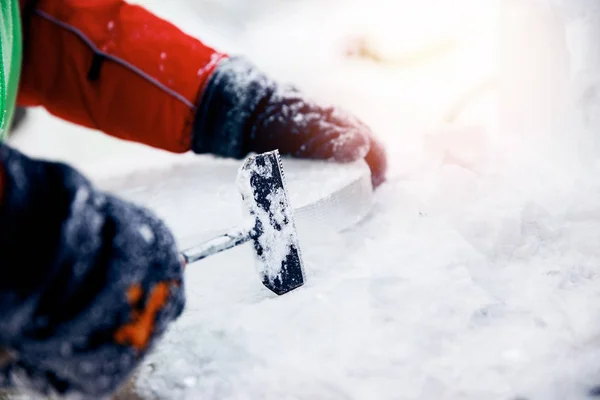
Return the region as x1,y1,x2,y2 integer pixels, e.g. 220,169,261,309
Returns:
138,224,155,244
183,376,197,387
330,129,370,161
107,21,115,31
196,53,223,77
160,52,167,60
70,187,90,216
292,113,304,123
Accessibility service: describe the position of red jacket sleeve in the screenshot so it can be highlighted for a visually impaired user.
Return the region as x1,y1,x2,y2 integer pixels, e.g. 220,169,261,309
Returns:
17,0,227,153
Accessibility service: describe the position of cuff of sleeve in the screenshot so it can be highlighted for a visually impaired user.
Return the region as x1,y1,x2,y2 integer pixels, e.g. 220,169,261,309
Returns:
191,56,276,158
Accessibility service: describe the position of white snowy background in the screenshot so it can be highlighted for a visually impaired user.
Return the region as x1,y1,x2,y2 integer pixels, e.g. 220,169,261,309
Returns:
9,0,600,399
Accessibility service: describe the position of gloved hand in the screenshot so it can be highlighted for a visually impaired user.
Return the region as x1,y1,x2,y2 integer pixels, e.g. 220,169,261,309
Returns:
191,56,388,188
0,145,185,399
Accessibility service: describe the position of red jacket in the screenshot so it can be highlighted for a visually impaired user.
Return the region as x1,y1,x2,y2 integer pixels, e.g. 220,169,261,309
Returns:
17,0,227,152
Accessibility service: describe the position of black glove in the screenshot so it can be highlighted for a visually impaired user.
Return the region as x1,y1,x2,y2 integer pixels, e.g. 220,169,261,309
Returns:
0,144,185,398
192,56,388,188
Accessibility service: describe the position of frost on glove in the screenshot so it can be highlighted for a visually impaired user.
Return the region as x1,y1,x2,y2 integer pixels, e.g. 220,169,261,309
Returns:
0,144,185,399
191,56,388,187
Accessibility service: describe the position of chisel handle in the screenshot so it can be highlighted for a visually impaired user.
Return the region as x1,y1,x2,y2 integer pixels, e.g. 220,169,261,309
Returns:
181,228,252,265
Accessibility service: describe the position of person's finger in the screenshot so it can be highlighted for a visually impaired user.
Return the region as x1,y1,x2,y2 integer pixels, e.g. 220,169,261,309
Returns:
364,134,388,188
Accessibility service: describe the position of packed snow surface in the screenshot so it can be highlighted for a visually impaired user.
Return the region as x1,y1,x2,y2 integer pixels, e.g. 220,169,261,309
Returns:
9,0,600,399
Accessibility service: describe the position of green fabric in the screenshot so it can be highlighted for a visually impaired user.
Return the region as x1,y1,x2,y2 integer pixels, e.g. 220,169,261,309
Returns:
0,0,22,141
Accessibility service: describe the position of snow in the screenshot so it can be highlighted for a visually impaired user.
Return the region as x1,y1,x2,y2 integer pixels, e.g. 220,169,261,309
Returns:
138,224,155,244
9,0,600,399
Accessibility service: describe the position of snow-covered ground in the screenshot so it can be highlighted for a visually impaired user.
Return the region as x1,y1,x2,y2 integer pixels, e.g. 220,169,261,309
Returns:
10,0,600,399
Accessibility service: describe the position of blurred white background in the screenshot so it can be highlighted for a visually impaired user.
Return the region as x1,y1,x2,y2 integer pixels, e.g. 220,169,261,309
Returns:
11,0,600,177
